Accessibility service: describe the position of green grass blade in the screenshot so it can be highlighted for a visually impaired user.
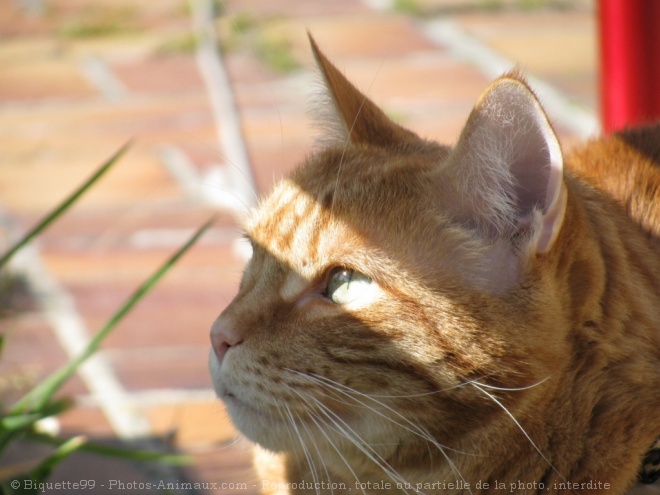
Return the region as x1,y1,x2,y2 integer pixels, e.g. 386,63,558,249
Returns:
11,216,215,414
0,398,74,452
28,435,86,483
1,397,73,432
0,141,132,269
25,432,189,465
0,413,41,432
0,437,86,494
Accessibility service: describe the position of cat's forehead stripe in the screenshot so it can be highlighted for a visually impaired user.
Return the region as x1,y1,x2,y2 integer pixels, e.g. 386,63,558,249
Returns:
247,183,330,277
273,196,321,259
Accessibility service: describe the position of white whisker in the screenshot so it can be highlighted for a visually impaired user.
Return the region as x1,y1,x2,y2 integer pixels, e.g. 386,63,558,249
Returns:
294,404,335,495
286,369,475,493
292,370,476,454
475,376,552,392
283,403,321,490
471,382,566,483
292,388,418,494
364,374,498,399
306,410,369,495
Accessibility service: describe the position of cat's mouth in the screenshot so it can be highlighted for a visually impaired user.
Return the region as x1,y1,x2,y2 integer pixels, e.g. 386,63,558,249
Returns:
219,389,251,411
222,390,238,402
219,387,275,420
218,386,301,452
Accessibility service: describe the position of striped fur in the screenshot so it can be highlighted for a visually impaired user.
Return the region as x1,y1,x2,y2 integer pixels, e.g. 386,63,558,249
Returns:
209,38,660,494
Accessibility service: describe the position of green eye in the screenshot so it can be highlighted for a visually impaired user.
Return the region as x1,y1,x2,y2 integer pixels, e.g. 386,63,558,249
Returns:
325,267,372,305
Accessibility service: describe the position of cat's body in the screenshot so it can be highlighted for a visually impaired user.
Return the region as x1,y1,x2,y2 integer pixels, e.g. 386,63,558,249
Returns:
209,37,660,495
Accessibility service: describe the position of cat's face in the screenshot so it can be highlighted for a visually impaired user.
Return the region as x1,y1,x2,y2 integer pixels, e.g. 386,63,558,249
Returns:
210,151,501,453
209,36,568,469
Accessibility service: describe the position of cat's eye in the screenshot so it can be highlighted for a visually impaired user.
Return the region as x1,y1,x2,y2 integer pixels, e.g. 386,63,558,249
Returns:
325,267,372,305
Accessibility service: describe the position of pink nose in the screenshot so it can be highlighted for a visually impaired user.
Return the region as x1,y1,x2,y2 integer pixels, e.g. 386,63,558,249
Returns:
210,315,244,365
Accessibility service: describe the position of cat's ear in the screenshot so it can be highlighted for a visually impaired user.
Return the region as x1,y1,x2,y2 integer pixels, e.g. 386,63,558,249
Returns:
447,73,566,254
308,33,419,149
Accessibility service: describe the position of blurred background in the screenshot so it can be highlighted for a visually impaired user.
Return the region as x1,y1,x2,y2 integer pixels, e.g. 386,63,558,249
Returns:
0,0,606,493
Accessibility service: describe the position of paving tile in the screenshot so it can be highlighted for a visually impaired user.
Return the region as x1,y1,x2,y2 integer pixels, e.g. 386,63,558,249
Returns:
224,52,289,86
239,106,314,193
45,0,190,35
0,38,66,69
224,0,369,18
456,10,597,110
36,207,236,250
177,139,231,173
247,141,312,195
2,439,168,494
0,92,214,148
37,209,240,275
146,400,236,448
270,14,437,62
58,404,116,438
185,440,260,495
111,55,205,94
0,2,50,36
0,146,182,215
327,55,492,145
348,55,488,108
0,56,96,101
42,239,243,318
230,75,312,114
109,346,213,391
0,313,88,402
413,0,593,11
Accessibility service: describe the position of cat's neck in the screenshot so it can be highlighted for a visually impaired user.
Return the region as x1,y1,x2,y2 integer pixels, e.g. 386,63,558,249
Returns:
312,174,660,494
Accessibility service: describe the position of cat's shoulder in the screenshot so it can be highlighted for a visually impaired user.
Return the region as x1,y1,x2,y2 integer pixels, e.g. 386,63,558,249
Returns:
616,122,660,162
566,121,660,240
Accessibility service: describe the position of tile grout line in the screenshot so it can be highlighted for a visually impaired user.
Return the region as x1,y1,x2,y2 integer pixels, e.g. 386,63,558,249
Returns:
158,145,251,215
158,0,259,263
48,0,250,444
3,242,151,439
2,213,199,495
189,0,257,216
156,148,255,262
76,388,218,409
80,57,128,102
26,46,162,442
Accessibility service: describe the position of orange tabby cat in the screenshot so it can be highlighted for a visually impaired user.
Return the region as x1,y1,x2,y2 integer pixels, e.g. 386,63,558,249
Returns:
209,36,660,494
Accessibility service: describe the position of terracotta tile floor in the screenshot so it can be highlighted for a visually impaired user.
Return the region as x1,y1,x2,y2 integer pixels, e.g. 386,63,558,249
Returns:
0,0,596,493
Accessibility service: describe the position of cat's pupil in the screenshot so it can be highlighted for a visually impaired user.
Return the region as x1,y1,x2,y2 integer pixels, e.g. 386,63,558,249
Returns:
325,267,371,305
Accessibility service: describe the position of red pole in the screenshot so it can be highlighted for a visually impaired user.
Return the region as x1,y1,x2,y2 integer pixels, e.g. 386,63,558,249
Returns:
649,2,660,122
599,0,660,133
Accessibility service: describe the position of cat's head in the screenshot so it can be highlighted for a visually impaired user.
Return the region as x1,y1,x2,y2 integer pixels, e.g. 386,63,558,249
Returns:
209,35,568,464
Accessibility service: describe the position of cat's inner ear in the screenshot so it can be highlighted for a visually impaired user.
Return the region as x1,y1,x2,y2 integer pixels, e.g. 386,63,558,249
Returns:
308,33,419,149
447,73,566,254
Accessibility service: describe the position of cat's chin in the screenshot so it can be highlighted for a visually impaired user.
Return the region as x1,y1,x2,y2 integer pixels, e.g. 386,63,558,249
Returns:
209,352,294,452
222,395,301,453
